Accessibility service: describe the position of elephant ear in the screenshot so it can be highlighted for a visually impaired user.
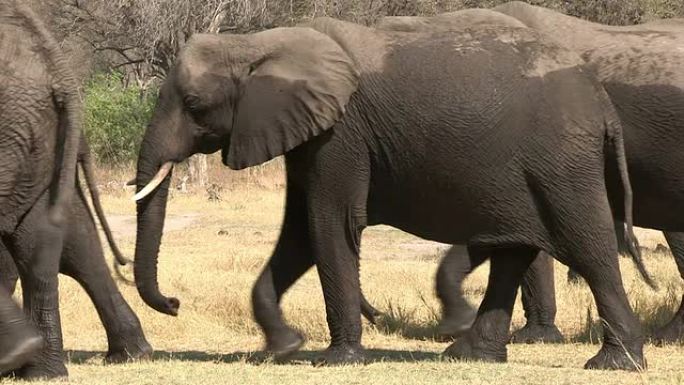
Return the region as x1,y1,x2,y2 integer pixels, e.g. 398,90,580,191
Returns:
223,28,359,170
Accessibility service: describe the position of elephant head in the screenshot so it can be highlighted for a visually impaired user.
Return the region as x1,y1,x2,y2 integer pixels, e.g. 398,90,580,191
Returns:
133,27,359,316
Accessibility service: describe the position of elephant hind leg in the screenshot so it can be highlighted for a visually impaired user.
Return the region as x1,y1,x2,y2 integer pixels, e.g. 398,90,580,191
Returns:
0,289,43,373
59,186,151,363
443,246,536,362
252,179,313,360
6,195,67,379
550,218,644,370
652,231,684,345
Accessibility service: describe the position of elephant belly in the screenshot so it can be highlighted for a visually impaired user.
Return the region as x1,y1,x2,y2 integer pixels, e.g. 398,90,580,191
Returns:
367,169,544,248
630,172,684,232
616,111,684,231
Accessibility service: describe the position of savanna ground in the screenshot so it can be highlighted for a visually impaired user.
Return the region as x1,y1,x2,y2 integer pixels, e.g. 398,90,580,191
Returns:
12,162,684,384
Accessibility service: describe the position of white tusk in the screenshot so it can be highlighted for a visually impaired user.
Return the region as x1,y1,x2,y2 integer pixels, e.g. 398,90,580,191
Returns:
133,162,174,201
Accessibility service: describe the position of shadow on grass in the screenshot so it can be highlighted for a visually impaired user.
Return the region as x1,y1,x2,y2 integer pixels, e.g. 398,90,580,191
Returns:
66,348,442,365
370,297,460,342
374,314,443,341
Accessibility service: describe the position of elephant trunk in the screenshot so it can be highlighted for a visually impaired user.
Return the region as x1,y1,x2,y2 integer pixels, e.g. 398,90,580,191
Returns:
133,143,179,316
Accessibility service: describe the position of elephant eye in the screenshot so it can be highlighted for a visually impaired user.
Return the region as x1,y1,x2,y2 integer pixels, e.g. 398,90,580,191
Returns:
183,94,202,111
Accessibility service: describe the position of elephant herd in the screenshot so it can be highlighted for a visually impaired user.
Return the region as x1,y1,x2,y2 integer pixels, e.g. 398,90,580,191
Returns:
1,0,683,380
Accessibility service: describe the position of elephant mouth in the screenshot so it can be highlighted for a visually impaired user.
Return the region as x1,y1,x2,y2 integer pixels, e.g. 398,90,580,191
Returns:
134,162,174,201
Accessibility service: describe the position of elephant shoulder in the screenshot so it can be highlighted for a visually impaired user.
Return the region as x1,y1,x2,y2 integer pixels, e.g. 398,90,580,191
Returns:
308,17,393,73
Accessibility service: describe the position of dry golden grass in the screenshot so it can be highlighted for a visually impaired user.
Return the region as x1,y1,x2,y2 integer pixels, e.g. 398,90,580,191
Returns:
9,168,684,384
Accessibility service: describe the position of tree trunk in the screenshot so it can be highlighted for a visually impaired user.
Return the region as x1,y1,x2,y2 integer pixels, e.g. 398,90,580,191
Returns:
188,154,208,188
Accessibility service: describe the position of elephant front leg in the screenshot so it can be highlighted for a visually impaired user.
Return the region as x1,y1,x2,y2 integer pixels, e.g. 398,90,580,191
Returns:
510,252,564,344
444,246,536,362
435,245,485,339
653,232,684,344
309,209,366,366
305,164,368,366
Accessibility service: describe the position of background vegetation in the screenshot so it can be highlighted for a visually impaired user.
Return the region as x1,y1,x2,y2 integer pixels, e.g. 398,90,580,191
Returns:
39,0,683,168
84,73,157,164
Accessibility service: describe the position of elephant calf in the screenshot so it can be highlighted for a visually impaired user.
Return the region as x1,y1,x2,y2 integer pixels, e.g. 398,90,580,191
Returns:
131,17,646,370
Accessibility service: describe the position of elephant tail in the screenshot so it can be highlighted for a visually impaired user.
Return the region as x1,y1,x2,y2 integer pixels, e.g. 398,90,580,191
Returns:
79,140,134,284
603,97,657,290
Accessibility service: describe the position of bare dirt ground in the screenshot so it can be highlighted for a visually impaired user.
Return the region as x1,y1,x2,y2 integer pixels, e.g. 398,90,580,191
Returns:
104,213,201,238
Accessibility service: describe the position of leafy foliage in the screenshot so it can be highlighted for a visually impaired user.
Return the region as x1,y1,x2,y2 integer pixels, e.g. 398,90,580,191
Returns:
63,0,683,164
84,72,157,164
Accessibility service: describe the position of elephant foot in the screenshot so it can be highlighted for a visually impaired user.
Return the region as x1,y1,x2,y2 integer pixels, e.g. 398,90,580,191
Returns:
312,344,366,367
265,327,305,360
584,344,645,371
0,333,43,374
652,318,684,346
510,322,564,344
105,336,153,364
10,359,68,381
443,333,506,363
436,304,477,339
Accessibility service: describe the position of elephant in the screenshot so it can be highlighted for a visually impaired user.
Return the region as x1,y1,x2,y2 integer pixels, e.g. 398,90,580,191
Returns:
410,2,684,346
0,140,153,366
131,17,648,370
0,0,139,378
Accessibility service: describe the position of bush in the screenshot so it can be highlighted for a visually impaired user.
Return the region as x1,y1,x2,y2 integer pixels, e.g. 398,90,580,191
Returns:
84,72,157,164
563,0,645,25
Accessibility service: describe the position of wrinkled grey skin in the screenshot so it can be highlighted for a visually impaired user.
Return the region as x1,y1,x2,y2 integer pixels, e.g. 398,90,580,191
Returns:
133,17,644,370
0,141,153,368
0,0,114,378
423,2,684,346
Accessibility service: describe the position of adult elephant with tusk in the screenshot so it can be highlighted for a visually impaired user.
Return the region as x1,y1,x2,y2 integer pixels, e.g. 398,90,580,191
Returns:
133,17,647,370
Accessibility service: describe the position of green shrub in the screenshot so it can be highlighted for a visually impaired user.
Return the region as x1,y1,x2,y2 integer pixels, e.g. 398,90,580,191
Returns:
84,72,157,165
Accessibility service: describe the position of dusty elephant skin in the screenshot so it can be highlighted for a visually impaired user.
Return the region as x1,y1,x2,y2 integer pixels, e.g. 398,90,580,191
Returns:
133,17,643,370
421,2,684,347
0,0,149,379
